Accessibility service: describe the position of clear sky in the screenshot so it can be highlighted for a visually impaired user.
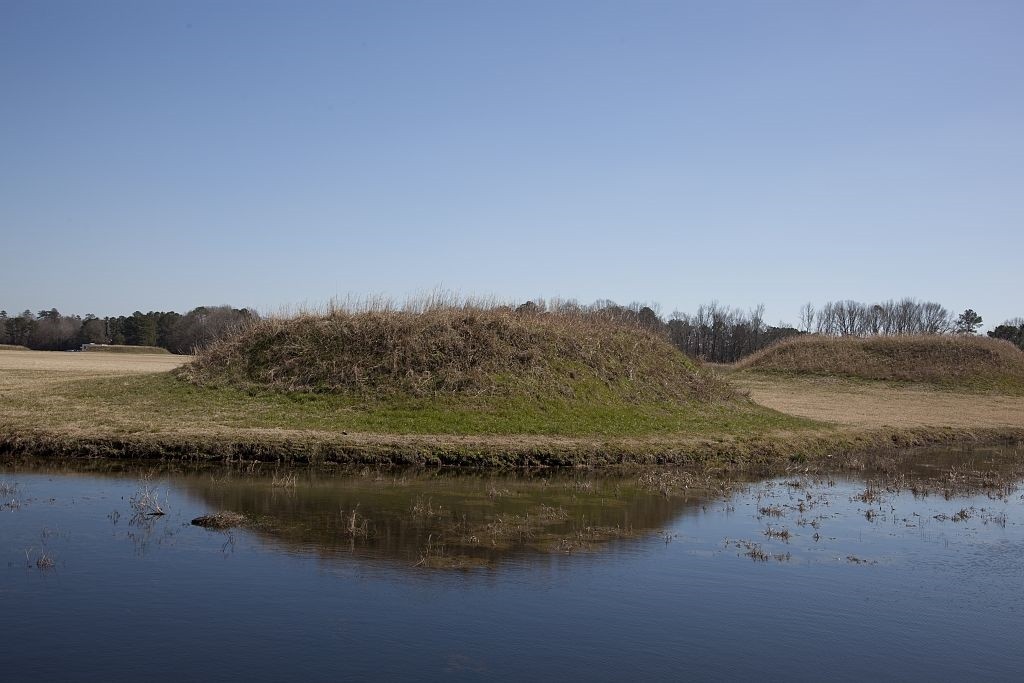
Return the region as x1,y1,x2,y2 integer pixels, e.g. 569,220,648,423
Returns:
2,0,1021,326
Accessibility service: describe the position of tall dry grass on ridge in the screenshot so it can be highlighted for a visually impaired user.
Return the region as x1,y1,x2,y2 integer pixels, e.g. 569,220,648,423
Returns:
736,334,1024,391
180,295,733,403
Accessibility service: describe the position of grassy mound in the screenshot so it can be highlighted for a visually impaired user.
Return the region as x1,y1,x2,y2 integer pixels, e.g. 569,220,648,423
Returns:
83,344,171,354
180,307,733,404
0,344,29,351
737,335,1024,393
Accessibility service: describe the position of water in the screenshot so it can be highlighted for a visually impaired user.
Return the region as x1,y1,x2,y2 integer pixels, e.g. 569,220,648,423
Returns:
2,449,1023,681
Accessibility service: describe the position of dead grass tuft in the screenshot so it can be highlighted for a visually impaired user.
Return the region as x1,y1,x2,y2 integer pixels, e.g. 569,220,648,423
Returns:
129,475,166,517
342,504,370,538
271,472,298,488
411,496,443,518
192,511,248,529
24,547,55,569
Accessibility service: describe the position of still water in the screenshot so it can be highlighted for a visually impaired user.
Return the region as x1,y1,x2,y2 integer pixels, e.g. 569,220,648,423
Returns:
2,448,1023,681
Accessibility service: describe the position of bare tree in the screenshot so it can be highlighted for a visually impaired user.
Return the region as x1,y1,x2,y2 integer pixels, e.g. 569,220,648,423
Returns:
799,302,815,333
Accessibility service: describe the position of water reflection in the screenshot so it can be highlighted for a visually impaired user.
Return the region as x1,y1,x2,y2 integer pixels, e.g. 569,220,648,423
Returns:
3,447,1024,680
6,445,1022,571
181,467,724,569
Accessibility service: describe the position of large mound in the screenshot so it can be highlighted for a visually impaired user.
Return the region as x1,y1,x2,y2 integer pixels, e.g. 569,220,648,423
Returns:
737,334,1024,392
179,307,732,403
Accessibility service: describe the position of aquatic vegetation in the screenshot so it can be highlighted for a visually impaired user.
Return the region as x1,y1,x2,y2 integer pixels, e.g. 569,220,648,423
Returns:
24,547,55,570
129,475,166,518
342,505,370,539
271,472,298,488
192,512,248,530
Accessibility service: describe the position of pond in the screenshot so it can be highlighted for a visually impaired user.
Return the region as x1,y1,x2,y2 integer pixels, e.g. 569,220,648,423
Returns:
2,446,1024,680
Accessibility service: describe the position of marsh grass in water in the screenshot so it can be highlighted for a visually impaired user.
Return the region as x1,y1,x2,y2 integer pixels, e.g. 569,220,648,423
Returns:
342,505,370,539
129,475,166,518
24,547,55,569
191,511,248,530
272,472,298,488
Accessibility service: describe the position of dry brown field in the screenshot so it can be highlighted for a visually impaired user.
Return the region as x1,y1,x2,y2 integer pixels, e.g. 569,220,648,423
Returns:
0,349,188,376
732,373,1024,429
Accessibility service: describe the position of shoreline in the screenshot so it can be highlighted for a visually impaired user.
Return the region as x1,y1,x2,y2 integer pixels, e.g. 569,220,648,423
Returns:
2,349,1020,471
3,424,1021,470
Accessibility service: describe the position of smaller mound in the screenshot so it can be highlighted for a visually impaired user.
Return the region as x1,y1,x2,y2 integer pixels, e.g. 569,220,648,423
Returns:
82,344,171,354
738,335,1024,392
179,307,733,403
0,344,29,351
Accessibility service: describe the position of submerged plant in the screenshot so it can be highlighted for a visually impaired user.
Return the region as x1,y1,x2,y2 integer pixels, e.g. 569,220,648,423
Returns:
130,475,166,518
342,504,370,538
24,547,55,570
272,472,298,488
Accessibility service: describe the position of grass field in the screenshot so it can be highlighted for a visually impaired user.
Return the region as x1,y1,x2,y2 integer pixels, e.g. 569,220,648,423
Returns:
0,349,186,375
81,344,172,354
0,349,1020,466
730,372,1024,428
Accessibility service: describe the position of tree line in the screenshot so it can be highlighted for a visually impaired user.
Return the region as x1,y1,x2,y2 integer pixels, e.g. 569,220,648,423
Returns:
988,318,1024,351
0,306,257,354
2,298,1019,359
517,299,802,364
604,297,1014,363
665,302,801,364
797,298,964,336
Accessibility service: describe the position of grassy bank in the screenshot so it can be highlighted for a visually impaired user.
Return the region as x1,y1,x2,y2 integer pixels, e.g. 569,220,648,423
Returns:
1,347,1021,467
0,354,820,465
0,344,29,351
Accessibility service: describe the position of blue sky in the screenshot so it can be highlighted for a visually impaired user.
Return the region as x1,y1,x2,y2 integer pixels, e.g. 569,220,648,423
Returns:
2,0,1021,326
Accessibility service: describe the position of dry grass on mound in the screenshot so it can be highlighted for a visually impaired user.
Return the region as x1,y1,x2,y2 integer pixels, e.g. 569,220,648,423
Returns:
0,344,29,351
180,304,733,403
736,334,1024,393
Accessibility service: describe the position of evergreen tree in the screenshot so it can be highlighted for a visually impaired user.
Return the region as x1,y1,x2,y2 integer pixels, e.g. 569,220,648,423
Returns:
987,319,1024,350
955,309,983,335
